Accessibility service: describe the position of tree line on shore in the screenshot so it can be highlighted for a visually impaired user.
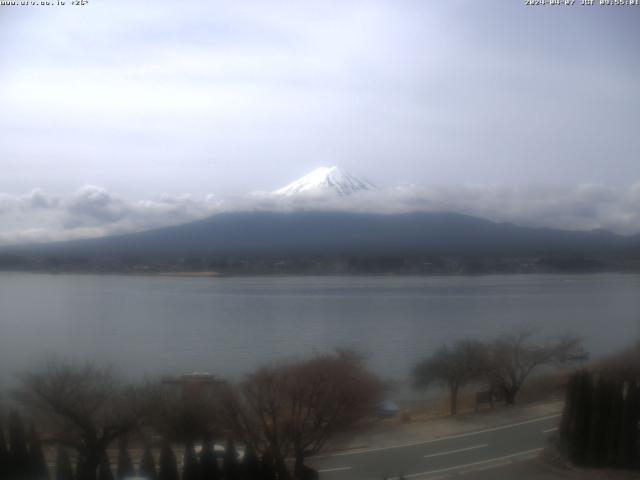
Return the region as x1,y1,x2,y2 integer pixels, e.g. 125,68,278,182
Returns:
0,350,384,480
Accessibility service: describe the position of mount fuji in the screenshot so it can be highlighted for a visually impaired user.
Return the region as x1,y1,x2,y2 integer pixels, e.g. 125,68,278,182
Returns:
273,166,376,196
3,165,640,274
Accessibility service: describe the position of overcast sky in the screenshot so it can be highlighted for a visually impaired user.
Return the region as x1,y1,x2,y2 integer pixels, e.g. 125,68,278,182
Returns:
1,1,639,242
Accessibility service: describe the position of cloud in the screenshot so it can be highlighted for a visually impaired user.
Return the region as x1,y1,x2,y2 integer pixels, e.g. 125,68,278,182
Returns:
64,185,129,228
1,181,640,245
0,189,59,214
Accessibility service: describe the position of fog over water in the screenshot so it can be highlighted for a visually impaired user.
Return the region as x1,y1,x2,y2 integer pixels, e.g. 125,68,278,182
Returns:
1,273,639,395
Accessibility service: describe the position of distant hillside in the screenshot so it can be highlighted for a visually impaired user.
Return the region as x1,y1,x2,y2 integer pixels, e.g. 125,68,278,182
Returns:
2,211,639,274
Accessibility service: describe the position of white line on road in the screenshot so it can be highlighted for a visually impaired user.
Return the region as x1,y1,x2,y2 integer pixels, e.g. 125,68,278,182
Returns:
318,466,352,473
317,414,560,458
473,461,512,472
423,443,488,459
393,447,543,479
543,427,558,433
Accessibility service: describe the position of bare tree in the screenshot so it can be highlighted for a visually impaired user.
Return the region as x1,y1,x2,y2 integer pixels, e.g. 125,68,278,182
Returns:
286,350,383,477
145,377,223,443
222,366,297,478
412,340,488,415
223,350,383,479
486,328,586,405
16,360,148,480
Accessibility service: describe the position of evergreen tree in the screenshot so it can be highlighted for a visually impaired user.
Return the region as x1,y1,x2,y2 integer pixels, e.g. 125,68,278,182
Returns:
259,450,275,480
139,445,157,480
9,411,30,479
241,445,260,480
158,441,179,480
54,446,73,480
0,428,9,480
630,382,640,470
587,377,611,467
619,382,640,469
605,381,624,467
98,453,114,480
28,424,50,480
75,454,88,480
115,441,134,480
222,438,239,480
570,371,592,465
562,372,640,471
559,371,579,456
182,441,200,480
199,437,220,480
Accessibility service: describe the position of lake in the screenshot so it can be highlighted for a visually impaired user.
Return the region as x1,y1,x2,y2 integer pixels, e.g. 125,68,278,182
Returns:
1,273,639,394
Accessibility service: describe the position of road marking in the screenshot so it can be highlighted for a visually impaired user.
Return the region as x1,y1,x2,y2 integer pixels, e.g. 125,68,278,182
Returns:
392,447,543,479
316,414,560,458
318,466,352,473
473,461,512,471
543,427,558,433
423,443,488,459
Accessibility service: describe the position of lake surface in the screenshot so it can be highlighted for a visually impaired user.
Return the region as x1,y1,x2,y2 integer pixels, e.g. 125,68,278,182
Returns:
1,273,639,393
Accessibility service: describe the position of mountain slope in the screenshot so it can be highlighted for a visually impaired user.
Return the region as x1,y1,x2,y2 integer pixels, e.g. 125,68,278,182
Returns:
6,211,638,260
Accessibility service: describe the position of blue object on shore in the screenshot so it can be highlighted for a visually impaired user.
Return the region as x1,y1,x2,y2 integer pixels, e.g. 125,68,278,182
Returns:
377,400,399,417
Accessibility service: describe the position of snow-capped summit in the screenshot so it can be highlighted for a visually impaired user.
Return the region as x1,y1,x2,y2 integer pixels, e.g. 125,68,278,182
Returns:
274,166,376,197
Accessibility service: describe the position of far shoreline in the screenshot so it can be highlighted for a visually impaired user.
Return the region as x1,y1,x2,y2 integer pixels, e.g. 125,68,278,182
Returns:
1,269,640,279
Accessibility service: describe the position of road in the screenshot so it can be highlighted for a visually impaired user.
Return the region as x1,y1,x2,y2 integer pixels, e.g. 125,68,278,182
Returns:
309,414,561,480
